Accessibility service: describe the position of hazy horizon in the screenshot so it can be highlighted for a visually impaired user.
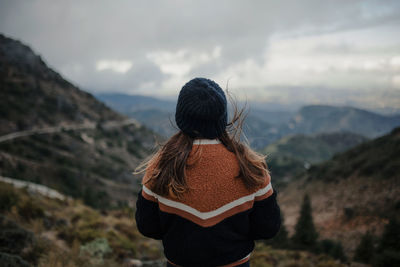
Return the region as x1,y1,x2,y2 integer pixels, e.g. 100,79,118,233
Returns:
1,0,400,112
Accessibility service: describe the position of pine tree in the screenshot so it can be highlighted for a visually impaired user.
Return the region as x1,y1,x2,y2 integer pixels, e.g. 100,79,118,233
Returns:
292,194,318,249
378,218,400,252
373,218,400,267
354,231,375,264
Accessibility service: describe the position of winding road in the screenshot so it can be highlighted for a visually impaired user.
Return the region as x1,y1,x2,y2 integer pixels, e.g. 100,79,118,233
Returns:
0,118,140,143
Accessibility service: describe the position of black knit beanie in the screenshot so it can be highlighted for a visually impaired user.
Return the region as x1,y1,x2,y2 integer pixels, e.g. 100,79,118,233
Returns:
175,77,227,139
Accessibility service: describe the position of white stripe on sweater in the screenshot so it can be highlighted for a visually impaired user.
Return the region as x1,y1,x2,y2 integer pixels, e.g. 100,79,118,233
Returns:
193,139,221,145
142,183,272,220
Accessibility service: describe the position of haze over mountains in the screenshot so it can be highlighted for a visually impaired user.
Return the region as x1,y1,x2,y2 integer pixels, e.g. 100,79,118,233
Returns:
97,93,400,149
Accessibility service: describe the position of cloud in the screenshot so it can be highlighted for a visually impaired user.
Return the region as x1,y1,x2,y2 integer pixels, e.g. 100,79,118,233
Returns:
215,25,400,95
0,0,399,108
96,60,133,73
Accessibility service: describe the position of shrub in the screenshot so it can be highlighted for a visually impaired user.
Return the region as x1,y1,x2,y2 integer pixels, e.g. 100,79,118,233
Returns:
372,218,400,267
80,238,112,264
106,230,137,259
353,232,375,264
0,215,34,255
373,249,400,267
17,200,45,221
0,252,30,267
0,183,19,212
317,239,347,262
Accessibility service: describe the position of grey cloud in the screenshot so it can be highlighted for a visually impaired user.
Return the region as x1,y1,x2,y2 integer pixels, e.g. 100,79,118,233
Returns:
0,0,399,102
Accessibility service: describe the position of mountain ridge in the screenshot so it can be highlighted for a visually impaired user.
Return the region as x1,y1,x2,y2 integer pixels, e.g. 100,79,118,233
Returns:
0,33,157,207
0,33,124,136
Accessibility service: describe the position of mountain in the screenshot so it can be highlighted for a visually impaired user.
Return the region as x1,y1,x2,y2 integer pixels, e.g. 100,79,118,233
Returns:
248,104,400,149
97,94,400,151
96,93,295,148
284,105,400,138
96,93,177,137
278,127,400,256
263,132,368,184
0,34,122,136
96,93,176,113
0,34,157,207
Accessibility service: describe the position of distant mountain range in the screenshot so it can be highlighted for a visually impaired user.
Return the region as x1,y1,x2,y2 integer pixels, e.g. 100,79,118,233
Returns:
97,93,400,149
0,34,156,207
96,93,178,137
284,105,400,138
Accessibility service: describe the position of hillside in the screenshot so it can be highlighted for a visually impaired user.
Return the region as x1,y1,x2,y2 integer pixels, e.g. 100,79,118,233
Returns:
0,181,164,266
264,132,368,184
278,127,400,256
0,34,122,135
0,34,157,207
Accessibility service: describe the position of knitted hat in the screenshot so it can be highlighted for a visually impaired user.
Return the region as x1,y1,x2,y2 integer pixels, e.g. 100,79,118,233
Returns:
175,78,227,139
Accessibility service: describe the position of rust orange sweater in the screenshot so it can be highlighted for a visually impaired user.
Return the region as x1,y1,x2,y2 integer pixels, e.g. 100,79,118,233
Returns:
136,139,281,267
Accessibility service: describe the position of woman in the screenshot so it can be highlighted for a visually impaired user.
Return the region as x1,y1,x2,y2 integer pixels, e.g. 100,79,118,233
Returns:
135,77,281,267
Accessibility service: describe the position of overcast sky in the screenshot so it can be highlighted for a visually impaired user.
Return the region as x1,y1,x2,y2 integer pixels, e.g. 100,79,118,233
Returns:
1,0,400,111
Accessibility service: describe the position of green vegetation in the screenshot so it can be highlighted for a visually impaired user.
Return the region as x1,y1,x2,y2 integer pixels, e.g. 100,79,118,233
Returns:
292,194,319,249
263,132,367,185
266,195,347,263
316,239,346,263
0,181,162,266
251,242,346,267
373,218,400,266
352,218,400,266
307,127,400,183
0,183,19,212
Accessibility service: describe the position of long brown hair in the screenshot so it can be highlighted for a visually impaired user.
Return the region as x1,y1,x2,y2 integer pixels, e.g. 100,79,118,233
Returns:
135,93,269,198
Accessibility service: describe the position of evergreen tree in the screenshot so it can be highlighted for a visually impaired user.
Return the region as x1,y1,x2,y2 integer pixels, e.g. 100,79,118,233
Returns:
292,194,318,249
373,218,400,267
377,218,400,252
331,241,347,262
354,231,375,264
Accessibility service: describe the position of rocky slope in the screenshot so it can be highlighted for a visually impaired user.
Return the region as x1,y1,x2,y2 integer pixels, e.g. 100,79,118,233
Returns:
0,33,122,135
0,34,158,207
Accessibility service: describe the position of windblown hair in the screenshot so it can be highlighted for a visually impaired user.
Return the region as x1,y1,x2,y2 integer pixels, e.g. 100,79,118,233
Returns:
135,93,269,198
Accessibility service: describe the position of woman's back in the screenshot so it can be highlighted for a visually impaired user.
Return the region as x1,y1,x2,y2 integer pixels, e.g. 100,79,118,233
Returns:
135,78,281,267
